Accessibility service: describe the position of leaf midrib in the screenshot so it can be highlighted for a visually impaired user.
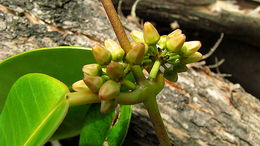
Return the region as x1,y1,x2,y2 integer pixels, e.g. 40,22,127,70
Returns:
23,98,66,146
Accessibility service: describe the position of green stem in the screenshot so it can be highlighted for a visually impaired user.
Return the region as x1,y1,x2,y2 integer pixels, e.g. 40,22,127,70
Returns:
100,0,132,53
124,64,132,74
132,65,145,83
67,91,100,106
121,79,136,90
143,98,171,146
149,60,161,79
160,49,167,57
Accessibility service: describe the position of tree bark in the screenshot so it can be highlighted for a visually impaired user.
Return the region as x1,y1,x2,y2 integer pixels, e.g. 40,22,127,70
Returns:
114,0,260,47
0,0,259,145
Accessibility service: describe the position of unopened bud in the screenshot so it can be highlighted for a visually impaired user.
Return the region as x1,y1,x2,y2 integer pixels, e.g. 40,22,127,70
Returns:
130,30,144,43
99,80,120,100
93,45,111,65
143,22,160,45
164,71,178,82
107,62,125,81
158,35,167,49
83,75,104,93
132,42,149,54
100,100,117,114
166,34,186,52
168,29,182,38
105,39,125,61
181,41,201,57
82,64,101,76
183,52,203,64
72,80,90,92
126,43,145,65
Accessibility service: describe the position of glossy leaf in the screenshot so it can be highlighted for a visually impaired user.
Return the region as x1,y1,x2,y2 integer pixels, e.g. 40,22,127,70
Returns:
107,105,132,146
0,46,93,139
0,46,132,142
79,104,115,146
80,105,132,146
0,73,69,146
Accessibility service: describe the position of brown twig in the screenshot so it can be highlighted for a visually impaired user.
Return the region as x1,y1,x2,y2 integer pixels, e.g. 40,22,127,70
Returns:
100,0,132,53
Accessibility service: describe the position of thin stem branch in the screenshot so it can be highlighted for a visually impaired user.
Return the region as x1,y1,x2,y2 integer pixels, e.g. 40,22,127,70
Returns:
143,98,171,146
67,91,100,106
100,0,132,53
121,79,136,90
203,33,224,59
132,65,145,83
149,60,161,79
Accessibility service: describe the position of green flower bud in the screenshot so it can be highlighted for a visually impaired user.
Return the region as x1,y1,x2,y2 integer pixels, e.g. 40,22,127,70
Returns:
100,100,117,114
99,80,120,100
166,34,186,52
82,64,101,76
72,80,90,92
158,35,167,49
168,29,182,38
92,45,112,65
164,71,178,82
130,30,144,43
107,61,125,81
83,75,104,93
143,22,160,45
131,42,149,55
105,39,125,61
183,52,203,64
181,41,202,57
126,43,145,65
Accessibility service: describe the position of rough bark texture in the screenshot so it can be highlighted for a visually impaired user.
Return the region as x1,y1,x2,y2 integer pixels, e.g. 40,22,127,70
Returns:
0,0,259,146
114,0,260,47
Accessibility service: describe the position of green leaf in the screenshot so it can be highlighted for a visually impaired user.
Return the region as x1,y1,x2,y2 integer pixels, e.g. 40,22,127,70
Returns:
0,73,69,146
107,105,132,146
0,46,93,139
79,104,115,146
0,46,132,142
79,105,132,146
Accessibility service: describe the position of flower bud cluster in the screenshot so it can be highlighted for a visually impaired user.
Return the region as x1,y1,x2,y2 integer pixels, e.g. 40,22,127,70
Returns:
71,22,203,112
130,22,202,82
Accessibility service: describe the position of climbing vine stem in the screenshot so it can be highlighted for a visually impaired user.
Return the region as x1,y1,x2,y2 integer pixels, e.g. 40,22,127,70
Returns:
100,0,132,53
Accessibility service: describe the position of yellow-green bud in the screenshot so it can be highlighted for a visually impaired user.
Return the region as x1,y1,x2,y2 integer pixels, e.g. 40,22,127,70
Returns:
83,75,104,93
181,41,202,57
82,64,101,76
168,29,182,38
143,22,160,45
164,71,178,82
166,34,186,52
126,43,145,65
100,100,117,114
183,52,203,64
104,39,125,61
130,31,149,53
158,35,167,49
72,80,90,92
92,45,112,65
99,80,120,100
107,61,125,81
130,30,144,43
